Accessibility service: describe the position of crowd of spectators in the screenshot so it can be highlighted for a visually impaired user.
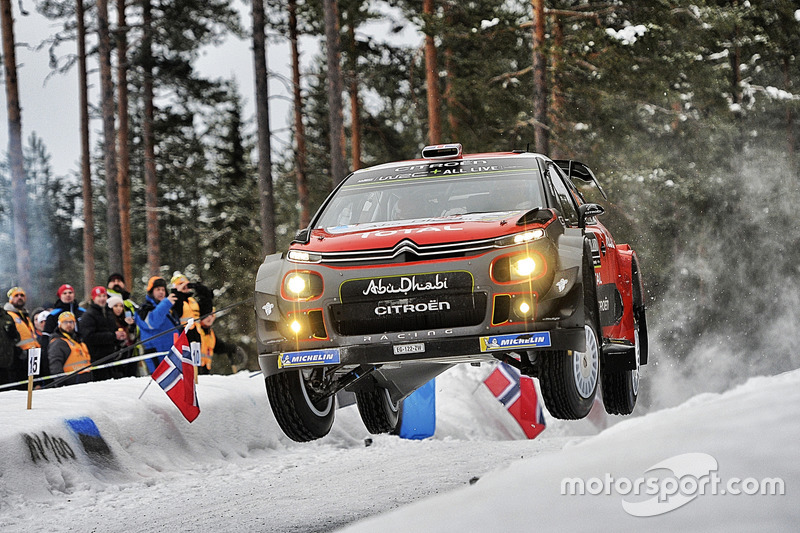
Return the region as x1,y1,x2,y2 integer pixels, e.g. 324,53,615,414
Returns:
0,273,245,390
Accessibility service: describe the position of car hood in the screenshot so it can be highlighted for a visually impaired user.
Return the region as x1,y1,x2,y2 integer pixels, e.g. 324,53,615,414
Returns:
294,211,529,253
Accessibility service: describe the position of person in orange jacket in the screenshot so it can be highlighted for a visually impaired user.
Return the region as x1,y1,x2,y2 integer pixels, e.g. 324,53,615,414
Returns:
48,312,92,386
3,287,41,387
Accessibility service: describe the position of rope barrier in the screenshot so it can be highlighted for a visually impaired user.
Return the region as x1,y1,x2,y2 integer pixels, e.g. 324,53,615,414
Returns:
28,296,254,390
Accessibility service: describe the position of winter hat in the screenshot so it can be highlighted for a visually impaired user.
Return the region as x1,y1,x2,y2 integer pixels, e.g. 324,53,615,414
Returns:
107,296,124,308
107,273,125,284
6,287,25,299
170,274,189,289
36,311,49,324
146,276,167,293
58,311,76,324
57,284,74,298
91,286,108,299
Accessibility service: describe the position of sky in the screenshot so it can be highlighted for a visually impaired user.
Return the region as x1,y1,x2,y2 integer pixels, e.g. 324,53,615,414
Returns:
0,1,420,179
0,363,797,532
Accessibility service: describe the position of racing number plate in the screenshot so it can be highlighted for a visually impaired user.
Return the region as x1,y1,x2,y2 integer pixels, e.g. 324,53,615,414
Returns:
393,343,425,355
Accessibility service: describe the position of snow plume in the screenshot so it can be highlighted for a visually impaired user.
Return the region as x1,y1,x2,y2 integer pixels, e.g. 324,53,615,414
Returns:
644,150,800,410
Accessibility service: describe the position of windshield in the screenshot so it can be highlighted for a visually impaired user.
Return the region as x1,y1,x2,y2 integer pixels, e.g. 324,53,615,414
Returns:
314,157,545,229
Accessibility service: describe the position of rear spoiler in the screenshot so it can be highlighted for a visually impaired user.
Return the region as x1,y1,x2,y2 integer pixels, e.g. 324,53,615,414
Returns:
553,160,608,201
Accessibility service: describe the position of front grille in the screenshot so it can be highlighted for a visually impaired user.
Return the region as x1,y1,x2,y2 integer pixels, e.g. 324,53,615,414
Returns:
330,292,487,336
310,238,498,266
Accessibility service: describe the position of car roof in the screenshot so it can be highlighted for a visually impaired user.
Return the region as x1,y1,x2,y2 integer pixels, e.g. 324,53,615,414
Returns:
351,151,549,174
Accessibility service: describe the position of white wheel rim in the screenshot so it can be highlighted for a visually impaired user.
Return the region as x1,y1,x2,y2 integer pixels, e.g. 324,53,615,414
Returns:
300,370,333,417
574,325,599,399
632,325,641,396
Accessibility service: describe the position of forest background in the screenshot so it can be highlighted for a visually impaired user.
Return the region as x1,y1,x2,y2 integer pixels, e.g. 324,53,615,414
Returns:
1,0,798,402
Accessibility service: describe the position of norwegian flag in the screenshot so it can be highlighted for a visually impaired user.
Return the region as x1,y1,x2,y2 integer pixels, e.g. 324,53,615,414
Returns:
483,362,546,439
151,324,200,422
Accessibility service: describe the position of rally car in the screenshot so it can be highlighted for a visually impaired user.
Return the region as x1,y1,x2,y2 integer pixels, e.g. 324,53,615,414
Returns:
255,143,648,442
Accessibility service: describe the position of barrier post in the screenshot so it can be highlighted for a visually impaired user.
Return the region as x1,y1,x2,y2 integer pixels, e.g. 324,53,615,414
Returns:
27,348,42,410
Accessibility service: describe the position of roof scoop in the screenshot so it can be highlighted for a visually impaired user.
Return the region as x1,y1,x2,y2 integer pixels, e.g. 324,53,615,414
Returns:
422,143,463,160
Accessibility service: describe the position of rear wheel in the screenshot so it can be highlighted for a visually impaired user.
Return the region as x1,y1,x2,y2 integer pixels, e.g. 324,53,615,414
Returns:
265,368,335,442
540,250,600,419
356,387,402,434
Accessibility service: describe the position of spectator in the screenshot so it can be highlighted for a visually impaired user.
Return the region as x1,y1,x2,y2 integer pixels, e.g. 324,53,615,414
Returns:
34,310,51,378
107,273,139,315
79,286,127,381
44,284,85,337
136,276,179,373
1,306,21,388
169,273,200,325
48,312,91,386
109,295,140,377
3,287,41,386
193,284,245,374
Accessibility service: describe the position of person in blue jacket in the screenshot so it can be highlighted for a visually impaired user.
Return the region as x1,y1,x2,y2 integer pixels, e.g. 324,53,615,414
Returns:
135,276,179,373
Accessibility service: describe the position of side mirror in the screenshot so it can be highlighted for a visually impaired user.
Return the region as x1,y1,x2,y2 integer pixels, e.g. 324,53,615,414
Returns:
292,228,310,244
578,203,605,228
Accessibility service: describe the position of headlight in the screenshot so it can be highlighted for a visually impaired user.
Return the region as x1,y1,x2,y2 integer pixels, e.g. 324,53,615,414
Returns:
491,251,547,283
512,257,537,277
287,250,322,263
282,271,323,301
495,229,545,247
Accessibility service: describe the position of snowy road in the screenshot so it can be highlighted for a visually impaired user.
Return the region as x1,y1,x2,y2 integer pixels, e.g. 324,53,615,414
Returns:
1,365,798,532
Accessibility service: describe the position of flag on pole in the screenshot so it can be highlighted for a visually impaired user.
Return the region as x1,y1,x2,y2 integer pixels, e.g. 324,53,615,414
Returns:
151,323,200,422
483,362,545,439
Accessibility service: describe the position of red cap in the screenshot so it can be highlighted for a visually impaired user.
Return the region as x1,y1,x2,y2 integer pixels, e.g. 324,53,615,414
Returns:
57,284,74,298
91,286,108,299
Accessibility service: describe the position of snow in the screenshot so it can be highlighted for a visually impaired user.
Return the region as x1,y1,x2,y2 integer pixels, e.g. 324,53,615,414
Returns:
1,363,798,532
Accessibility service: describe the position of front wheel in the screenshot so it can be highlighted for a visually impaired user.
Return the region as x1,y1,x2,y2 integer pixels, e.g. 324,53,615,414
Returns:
540,250,601,419
265,368,335,442
356,386,402,434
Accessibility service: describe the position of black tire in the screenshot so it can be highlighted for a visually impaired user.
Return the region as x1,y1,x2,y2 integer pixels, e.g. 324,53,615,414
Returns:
540,247,600,419
356,387,402,434
265,369,335,442
602,269,646,415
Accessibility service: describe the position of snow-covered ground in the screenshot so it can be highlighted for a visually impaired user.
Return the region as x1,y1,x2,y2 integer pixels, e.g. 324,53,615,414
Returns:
0,363,797,532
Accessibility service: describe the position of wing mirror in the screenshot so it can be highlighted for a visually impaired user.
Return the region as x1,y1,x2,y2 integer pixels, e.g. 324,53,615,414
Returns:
578,203,605,228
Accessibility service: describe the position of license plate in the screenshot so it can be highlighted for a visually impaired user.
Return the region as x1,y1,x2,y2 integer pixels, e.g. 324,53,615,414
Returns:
393,343,425,355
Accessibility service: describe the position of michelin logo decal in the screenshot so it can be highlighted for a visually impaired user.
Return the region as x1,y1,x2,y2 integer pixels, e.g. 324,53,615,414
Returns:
278,348,341,368
479,332,552,352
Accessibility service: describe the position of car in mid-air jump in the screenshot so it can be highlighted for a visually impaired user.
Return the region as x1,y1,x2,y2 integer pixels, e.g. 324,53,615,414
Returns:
254,143,648,441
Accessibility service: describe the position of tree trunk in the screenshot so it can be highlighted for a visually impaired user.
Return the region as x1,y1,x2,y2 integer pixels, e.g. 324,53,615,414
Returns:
548,14,564,159
116,0,132,285
289,0,310,229
252,0,276,255
77,0,95,295
323,0,347,186
531,0,549,154
785,56,795,169
347,23,361,170
0,0,31,291
98,0,123,274
142,0,160,275
423,0,442,144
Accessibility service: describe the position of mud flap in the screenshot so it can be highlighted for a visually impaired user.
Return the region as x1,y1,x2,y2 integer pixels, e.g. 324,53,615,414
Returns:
396,379,436,440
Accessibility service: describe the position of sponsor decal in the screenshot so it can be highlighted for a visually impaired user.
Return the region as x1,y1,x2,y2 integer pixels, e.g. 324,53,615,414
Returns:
261,302,274,316
556,278,568,293
341,271,473,302
375,299,450,315
278,348,341,369
362,329,454,342
480,332,552,351
363,274,448,296
359,225,463,239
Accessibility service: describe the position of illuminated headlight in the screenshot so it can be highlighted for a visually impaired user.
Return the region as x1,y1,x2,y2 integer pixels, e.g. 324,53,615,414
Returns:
491,251,547,283
518,301,531,316
282,271,323,301
496,229,545,247
290,320,302,334
512,257,537,277
287,250,322,263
